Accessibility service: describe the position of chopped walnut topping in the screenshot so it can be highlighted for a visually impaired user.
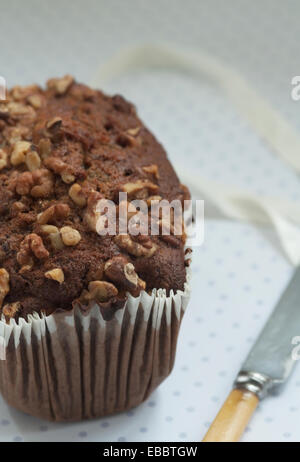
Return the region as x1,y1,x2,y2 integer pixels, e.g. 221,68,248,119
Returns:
142,164,159,179
50,233,65,250
122,180,158,199
10,86,23,100
69,183,86,207
0,268,9,308
19,264,33,274
45,157,75,184
135,234,155,249
116,133,135,148
84,191,103,232
25,150,41,171
127,127,140,136
47,75,74,95
37,203,70,225
15,171,34,195
115,234,157,258
0,149,8,171
146,195,162,207
125,263,146,291
10,140,31,166
17,233,49,270
6,126,29,145
0,77,187,319
14,168,54,198
104,255,146,292
27,94,43,109
60,226,81,246
10,201,27,217
61,172,75,184
41,225,65,250
38,138,52,159
2,302,21,318
41,224,59,234
88,280,118,303
45,268,64,284
30,169,54,198
25,234,50,260
7,102,35,117
11,85,38,101
46,116,62,130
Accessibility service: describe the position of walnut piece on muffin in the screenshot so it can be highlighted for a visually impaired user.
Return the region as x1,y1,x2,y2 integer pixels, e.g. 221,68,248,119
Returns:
0,76,190,320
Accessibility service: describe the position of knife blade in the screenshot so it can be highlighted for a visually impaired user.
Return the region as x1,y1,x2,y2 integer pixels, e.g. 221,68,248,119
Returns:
234,266,300,398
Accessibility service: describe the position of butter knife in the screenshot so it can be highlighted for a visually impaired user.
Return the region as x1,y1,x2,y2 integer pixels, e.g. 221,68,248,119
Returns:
203,266,300,442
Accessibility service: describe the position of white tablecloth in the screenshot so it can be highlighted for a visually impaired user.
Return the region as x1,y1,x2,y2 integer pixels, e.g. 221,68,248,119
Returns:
0,0,300,442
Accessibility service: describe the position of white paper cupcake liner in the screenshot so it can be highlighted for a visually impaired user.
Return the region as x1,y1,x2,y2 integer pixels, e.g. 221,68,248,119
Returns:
0,268,191,422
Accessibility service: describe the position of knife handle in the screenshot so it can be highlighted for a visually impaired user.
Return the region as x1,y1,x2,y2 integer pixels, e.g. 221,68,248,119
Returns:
202,388,259,442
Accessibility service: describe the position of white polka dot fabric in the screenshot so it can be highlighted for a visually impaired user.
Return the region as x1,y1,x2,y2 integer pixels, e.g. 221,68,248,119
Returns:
1,0,300,442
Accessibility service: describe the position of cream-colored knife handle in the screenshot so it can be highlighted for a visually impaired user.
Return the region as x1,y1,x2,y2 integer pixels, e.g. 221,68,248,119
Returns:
202,388,259,442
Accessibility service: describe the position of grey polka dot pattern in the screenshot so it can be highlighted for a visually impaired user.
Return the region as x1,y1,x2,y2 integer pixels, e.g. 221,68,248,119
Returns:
0,0,300,443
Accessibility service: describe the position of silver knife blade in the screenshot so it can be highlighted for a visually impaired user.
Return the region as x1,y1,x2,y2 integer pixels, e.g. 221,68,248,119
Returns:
234,266,300,398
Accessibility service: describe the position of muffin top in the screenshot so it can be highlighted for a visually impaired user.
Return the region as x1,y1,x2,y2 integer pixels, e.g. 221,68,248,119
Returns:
0,76,189,320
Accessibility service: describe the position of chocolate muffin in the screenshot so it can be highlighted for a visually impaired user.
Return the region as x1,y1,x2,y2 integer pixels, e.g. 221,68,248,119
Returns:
0,76,191,421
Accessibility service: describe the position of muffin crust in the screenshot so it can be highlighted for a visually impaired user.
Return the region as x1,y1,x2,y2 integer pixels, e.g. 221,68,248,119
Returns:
0,76,189,319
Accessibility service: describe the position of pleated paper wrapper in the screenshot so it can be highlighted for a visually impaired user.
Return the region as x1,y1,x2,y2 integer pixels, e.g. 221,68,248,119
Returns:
0,269,190,422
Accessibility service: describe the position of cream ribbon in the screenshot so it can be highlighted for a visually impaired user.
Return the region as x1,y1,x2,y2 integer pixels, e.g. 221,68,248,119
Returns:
90,44,300,265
